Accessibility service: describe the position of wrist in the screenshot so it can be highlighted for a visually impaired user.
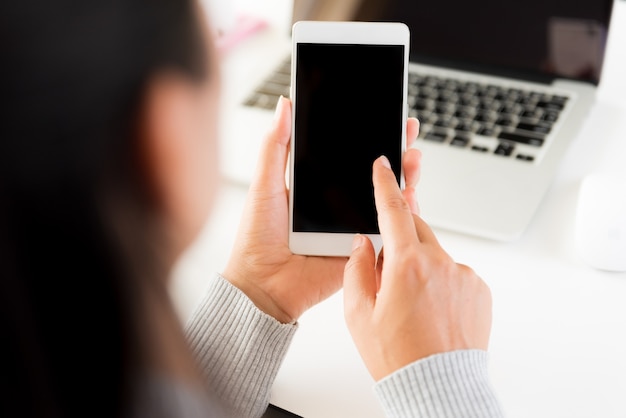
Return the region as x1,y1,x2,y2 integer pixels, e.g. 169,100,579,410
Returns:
221,267,294,324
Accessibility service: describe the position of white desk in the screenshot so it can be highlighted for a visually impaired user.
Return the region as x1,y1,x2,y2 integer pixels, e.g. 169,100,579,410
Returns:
172,1,626,417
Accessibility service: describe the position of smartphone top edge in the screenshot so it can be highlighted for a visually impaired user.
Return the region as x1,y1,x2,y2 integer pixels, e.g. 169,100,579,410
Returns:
292,20,409,36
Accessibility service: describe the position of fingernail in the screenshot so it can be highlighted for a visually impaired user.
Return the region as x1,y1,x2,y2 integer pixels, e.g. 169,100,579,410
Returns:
352,234,364,251
379,155,391,170
273,95,284,122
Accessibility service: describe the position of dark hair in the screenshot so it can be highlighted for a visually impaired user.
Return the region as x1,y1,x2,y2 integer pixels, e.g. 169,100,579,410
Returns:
0,1,209,417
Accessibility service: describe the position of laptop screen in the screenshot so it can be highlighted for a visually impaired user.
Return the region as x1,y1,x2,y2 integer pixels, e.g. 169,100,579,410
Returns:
293,0,613,85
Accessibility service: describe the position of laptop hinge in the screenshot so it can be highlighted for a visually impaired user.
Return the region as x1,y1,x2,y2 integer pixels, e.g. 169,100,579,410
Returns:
411,54,564,86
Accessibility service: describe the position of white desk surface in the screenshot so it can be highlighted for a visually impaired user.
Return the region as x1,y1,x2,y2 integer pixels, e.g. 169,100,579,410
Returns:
173,1,626,417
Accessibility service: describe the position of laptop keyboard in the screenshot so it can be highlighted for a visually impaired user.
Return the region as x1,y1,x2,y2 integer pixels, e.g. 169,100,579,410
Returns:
409,73,568,162
243,58,292,110
244,57,569,163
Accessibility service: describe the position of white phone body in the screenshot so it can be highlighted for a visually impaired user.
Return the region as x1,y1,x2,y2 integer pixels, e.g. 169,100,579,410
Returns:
289,21,410,256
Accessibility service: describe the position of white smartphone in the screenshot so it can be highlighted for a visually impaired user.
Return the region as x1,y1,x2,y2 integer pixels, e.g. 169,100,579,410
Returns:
288,21,410,256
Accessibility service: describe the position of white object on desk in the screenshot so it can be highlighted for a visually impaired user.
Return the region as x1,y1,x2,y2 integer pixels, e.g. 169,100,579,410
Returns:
575,173,626,272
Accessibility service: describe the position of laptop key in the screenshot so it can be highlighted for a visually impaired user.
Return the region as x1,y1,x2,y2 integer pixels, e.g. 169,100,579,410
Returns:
477,101,493,110
552,95,569,105
516,122,552,135
450,135,470,147
498,131,545,147
424,130,449,142
495,117,514,127
520,110,537,119
475,112,496,123
434,117,453,128
459,96,478,106
418,88,437,99
412,99,430,111
434,105,451,115
454,108,475,119
420,113,438,124
498,102,519,116
542,111,559,122
494,141,515,156
477,127,498,137
456,121,474,132
536,100,565,111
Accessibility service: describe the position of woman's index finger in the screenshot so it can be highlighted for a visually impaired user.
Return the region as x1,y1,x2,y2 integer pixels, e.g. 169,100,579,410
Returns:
372,156,419,255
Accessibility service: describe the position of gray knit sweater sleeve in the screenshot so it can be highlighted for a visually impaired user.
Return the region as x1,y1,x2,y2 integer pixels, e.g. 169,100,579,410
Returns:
375,350,504,418
184,274,297,418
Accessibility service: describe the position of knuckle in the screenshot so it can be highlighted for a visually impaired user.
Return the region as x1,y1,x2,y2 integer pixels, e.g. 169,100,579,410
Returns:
456,262,492,296
456,262,477,278
396,251,427,281
343,258,361,278
414,250,459,283
381,194,410,213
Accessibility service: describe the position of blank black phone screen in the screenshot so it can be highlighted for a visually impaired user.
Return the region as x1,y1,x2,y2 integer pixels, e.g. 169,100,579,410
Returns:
293,43,405,234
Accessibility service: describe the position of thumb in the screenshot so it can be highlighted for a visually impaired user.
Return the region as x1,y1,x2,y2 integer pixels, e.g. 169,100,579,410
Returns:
250,96,291,194
343,235,377,321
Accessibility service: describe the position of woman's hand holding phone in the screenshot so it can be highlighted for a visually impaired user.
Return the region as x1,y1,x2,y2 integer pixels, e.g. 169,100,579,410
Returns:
223,94,491,383
223,97,421,324
343,156,493,381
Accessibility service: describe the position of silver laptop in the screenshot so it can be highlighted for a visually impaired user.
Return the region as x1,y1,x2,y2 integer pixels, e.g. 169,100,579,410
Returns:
220,0,616,241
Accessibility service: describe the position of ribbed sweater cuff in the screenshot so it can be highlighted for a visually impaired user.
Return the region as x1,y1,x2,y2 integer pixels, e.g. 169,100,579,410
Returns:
185,274,297,418
374,350,504,418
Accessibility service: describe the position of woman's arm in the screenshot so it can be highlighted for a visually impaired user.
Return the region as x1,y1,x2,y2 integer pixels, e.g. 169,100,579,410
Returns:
185,274,297,418
375,350,504,418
